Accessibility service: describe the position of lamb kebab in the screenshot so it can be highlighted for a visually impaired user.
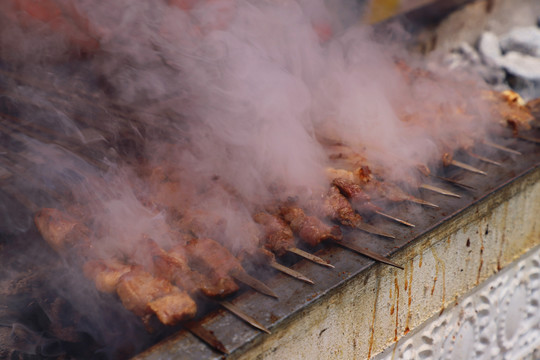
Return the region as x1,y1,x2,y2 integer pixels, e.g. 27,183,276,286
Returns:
278,200,402,269
175,208,315,285
320,140,440,208
332,177,415,227
326,167,438,209
394,61,527,167
144,238,271,333
327,142,463,199
33,208,232,353
33,208,198,327
253,212,334,268
315,185,395,239
83,257,229,353
140,164,325,274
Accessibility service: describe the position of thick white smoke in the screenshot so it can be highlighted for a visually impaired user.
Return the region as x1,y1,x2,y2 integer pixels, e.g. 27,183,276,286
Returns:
1,0,497,253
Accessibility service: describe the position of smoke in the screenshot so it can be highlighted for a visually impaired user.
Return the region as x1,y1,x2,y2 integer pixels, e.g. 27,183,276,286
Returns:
0,0,506,357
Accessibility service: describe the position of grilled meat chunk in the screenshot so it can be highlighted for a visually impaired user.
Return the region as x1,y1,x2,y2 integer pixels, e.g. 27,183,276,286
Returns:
331,178,380,213
83,259,134,293
153,243,239,298
35,209,197,327
320,185,363,228
116,267,196,326
34,208,92,255
279,204,341,247
253,212,294,256
184,237,244,285
327,167,417,204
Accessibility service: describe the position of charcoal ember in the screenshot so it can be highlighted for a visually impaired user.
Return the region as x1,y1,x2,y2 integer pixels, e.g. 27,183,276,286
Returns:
499,26,540,57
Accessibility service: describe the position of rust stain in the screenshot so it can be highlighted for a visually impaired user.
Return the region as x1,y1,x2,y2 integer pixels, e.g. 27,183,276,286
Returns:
440,252,446,315
477,226,485,285
404,258,413,335
393,275,400,342
431,245,446,314
431,246,439,296
497,202,509,271
419,252,423,268
367,274,381,358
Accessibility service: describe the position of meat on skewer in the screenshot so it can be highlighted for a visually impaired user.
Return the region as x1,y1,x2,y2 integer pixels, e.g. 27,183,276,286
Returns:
253,211,333,271
35,208,197,327
317,185,395,239
279,200,402,268
485,90,535,135
183,236,278,298
143,238,271,332
149,239,240,298
176,208,318,283
253,212,295,257
115,266,197,326
328,143,465,196
331,178,381,214
33,207,93,257
326,167,437,208
279,202,342,247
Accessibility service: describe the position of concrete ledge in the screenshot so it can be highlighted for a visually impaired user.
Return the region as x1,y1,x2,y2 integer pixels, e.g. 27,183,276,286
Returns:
231,165,540,360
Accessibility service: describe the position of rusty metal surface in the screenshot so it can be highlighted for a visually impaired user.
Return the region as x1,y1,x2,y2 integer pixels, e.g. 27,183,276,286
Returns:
133,130,540,359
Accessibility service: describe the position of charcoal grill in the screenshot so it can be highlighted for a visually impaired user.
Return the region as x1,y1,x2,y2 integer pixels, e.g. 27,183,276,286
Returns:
0,0,539,359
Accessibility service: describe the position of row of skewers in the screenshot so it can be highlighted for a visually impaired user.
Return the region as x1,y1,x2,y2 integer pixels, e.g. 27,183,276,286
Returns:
1,63,539,354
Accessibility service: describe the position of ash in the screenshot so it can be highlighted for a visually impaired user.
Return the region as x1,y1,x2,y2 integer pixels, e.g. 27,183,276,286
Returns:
444,21,540,100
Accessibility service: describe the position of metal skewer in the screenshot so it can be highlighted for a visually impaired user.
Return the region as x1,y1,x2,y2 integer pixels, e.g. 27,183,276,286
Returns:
431,175,476,190
448,159,487,176
419,184,461,198
516,134,540,144
270,260,314,285
375,210,415,227
353,220,395,239
332,239,403,270
406,196,439,209
483,140,522,155
467,152,502,167
219,301,271,334
184,322,229,354
230,269,278,299
287,247,334,268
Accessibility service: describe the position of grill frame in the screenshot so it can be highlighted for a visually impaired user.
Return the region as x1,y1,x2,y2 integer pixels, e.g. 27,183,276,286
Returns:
132,132,540,359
